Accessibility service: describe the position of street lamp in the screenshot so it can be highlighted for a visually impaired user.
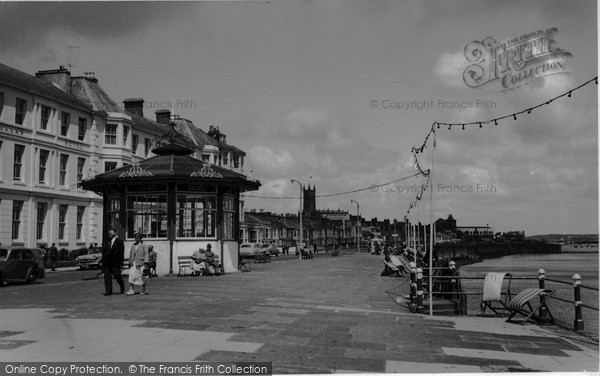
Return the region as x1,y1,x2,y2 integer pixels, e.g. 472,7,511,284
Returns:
291,179,303,260
350,200,360,253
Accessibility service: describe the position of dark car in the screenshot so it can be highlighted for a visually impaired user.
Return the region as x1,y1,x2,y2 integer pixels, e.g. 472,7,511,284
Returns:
0,247,46,285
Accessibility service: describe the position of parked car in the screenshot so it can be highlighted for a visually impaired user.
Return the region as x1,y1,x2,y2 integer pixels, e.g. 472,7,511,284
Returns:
240,243,262,257
264,244,281,257
76,248,103,270
0,247,46,285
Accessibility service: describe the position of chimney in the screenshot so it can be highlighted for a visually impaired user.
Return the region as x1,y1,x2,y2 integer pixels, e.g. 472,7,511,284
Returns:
123,98,145,117
155,109,171,125
35,66,71,92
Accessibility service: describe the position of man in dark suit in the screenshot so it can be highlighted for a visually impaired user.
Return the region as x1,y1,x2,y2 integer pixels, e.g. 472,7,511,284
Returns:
102,228,125,295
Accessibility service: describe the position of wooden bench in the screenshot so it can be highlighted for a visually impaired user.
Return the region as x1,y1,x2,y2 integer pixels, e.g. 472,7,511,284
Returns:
254,252,271,263
177,256,195,276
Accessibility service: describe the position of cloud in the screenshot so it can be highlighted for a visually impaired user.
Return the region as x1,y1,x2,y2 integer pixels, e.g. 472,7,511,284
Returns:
247,146,296,173
0,3,192,55
434,51,469,88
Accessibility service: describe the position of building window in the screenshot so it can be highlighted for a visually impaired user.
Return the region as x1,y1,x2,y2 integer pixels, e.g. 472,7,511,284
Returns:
144,138,151,157
59,154,69,186
223,195,235,239
61,112,70,136
105,161,117,172
58,204,68,240
76,206,85,241
39,149,49,184
12,201,23,240
123,126,129,147
233,156,240,168
13,144,24,181
202,154,210,163
132,134,138,154
36,202,48,240
222,152,229,166
107,196,120,233
176,194,216,238
78,117,86,141
127,194,168,238
15,98,26,125
41,105,51,130
105,124,117,145
77,157,85,183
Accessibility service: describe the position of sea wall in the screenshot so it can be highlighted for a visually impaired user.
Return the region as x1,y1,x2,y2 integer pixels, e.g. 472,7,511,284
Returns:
434,242,561,262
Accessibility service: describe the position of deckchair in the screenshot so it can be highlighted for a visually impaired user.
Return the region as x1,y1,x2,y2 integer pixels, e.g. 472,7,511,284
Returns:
389,255,408,276
505,288,554,325
480,272,512,317
381,260,403,277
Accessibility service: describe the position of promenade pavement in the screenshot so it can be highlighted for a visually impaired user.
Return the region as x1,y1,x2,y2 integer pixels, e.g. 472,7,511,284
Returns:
0,251,598,373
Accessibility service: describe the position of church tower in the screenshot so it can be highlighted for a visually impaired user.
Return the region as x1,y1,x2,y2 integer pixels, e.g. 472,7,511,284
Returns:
303,184,316,214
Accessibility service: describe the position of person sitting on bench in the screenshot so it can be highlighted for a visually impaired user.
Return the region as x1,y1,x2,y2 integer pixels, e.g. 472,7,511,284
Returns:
204,244,221,275
191,248,208,276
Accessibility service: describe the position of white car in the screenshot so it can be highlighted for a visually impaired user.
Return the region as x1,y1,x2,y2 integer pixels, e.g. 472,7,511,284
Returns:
240,243,262,257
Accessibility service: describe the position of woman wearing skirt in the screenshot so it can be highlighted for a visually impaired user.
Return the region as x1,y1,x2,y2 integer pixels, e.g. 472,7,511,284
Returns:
127,232,149,295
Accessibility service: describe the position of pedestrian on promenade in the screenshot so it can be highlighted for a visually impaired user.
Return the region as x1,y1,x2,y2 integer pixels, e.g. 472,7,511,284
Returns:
48,243,58,271
102,228,125,296
40,244,48,269
204,244,220,275
126,233,149,295
313,243,318,254
147,245,157,277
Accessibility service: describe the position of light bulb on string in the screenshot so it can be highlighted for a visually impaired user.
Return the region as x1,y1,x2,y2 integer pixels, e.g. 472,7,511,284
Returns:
462,124,465,130
478,122,482,128
494,119,498,125
513,114,517,120
437,123,440,129
568,91,572,97
527,109,531,114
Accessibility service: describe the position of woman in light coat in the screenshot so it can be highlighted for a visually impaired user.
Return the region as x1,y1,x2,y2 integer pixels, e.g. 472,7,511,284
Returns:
126,233,149,295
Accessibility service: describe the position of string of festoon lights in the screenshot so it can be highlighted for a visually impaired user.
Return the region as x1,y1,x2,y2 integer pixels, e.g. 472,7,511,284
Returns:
405,75,598,218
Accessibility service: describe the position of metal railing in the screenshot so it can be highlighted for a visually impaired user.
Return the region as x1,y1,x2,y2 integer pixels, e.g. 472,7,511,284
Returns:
408,264,598,332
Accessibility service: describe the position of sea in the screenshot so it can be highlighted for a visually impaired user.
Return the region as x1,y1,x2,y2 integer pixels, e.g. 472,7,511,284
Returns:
458,252,599,338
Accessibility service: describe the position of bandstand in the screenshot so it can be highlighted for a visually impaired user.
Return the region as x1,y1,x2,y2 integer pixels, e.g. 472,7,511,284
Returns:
81,124,260,275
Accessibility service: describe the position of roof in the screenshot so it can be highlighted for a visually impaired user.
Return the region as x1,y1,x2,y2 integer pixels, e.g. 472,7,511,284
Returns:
174,118,246,156
0,62,91,112
128,112,172,136
81,154,260,193
70,76,122,112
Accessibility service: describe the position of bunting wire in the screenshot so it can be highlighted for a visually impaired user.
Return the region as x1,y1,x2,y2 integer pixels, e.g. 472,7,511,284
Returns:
405,76,597,216
241,171,426,200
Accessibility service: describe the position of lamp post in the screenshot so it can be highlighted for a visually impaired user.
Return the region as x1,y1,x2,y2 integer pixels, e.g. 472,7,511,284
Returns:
291,179,303,260
350,200,360,253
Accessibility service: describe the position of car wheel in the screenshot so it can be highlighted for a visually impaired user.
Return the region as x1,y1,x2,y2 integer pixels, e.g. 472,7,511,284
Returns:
26,267,38,283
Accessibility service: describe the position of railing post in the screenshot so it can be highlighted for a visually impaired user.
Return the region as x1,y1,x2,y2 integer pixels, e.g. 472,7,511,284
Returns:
416,268,424,314
409,262,416,306
573,274,584,331
538,269,548,318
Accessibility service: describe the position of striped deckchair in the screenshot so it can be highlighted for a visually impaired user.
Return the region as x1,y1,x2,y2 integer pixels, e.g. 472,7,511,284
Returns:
505,288,554,325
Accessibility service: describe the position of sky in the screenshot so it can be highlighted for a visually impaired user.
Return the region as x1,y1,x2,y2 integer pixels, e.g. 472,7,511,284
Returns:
0,0,597,236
